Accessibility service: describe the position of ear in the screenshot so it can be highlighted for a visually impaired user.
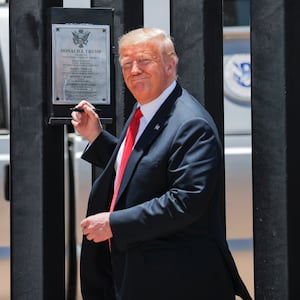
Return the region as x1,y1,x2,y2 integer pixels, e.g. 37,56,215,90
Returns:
165,60,175,74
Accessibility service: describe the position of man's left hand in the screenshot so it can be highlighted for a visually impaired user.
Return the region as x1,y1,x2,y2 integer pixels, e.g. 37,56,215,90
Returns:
80,212,113,243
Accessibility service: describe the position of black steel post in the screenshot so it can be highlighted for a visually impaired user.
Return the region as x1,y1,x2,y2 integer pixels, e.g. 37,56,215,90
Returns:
171,0,225,226
92,0,143,131
252,0,300,298
285,1,300,297
10,0,65,299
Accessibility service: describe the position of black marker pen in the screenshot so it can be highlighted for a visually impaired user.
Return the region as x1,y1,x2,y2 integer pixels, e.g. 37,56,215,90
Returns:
70,107,102,113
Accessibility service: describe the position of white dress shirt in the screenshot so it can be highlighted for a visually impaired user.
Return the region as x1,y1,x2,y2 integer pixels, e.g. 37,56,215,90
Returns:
114,80,176,180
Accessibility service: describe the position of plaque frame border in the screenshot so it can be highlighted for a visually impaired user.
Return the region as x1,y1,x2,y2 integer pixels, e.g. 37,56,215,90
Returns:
47,7,115,126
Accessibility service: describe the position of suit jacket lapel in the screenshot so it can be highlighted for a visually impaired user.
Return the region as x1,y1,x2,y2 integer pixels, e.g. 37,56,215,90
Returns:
115,83,182,206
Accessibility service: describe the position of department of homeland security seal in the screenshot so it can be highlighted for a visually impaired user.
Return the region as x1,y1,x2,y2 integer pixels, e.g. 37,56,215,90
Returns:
224,53,251,104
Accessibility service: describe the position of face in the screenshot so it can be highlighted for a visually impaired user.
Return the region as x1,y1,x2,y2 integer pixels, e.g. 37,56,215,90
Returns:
120,42,175,104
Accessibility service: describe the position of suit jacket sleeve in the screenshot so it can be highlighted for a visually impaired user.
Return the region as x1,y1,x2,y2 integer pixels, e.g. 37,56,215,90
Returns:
81,130,118,168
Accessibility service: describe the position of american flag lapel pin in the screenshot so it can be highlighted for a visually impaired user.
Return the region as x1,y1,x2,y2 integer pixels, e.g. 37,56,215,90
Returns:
154,124,160,131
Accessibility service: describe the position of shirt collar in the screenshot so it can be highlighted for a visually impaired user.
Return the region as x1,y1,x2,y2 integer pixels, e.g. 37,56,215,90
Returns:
139,81,176,123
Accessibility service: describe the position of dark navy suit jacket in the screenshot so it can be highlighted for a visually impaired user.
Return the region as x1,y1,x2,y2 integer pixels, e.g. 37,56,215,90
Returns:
80,83,252,300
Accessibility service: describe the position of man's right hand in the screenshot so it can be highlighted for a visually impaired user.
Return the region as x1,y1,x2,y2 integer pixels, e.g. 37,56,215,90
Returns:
71,100,103,143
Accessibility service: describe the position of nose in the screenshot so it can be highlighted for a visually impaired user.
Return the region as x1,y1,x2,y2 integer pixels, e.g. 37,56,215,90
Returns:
130,60,142,74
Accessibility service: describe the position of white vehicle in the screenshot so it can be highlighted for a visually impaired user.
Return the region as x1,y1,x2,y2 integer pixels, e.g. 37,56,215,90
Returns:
223,26,253,296
0,0,253,298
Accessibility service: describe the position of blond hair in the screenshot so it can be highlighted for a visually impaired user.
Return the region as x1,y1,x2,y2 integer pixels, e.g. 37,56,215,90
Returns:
118,27,179,67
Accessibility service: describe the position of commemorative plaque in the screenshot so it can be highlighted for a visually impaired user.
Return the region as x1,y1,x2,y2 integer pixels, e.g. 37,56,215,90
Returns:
52,23,110,105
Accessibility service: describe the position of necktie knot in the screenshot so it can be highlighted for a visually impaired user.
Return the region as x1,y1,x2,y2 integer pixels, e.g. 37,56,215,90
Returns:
133,107,143,121
127,107,143,140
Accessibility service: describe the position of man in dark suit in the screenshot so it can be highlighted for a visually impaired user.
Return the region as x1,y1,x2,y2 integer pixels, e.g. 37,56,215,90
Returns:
71,27,252,300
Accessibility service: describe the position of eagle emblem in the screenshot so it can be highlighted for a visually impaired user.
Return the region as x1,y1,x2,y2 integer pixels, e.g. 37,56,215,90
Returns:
223,53,251,103
72,29,90,48
232,61,251,88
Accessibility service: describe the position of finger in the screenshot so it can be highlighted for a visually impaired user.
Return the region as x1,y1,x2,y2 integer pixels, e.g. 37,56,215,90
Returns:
73,100,95,114
86,232,104,243
79,101,95,111
82,226,90,235
84,105,99,119
77,100,90,108
86,233,94,241
71,111,82,122
71,119,79,128
80,219,89,229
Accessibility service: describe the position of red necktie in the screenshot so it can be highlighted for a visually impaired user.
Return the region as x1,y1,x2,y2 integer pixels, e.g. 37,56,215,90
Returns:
109,107,143,212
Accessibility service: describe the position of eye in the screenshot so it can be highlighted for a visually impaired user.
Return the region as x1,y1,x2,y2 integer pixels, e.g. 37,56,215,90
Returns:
122,61,133,70
137,58,152,66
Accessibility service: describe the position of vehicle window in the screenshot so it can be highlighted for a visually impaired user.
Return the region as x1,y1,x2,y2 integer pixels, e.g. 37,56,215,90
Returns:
224,0,250,27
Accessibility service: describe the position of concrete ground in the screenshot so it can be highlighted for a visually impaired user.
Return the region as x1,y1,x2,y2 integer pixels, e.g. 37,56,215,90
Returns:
233,250,254,299
0,259,9,300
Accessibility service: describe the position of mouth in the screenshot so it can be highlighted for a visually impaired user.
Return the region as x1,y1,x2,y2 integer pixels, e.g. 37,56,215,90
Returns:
131,76,147,82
